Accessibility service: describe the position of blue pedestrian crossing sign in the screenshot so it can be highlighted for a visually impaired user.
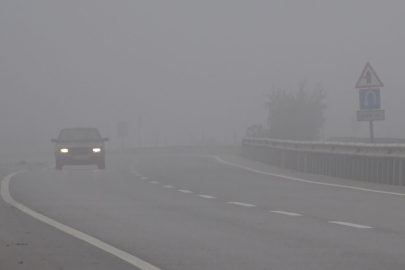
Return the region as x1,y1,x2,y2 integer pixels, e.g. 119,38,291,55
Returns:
359,88,381,110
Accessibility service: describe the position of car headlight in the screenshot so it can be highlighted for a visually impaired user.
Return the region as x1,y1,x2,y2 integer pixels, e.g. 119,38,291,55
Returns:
60,148,68,153
93,148,101,153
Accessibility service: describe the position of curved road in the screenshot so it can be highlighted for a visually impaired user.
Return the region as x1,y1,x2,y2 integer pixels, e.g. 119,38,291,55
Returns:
5,154,405,270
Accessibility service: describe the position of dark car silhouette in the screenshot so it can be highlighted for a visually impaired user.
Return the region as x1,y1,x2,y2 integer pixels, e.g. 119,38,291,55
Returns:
51,128,108,170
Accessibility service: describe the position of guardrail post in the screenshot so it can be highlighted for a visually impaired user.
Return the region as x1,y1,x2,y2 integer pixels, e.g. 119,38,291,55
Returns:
362,157,366,182
372,158,376,183
400,159,404,186
365,157,370,182
338,155,343,178
390,159,393,185
378,159,383,184
296,152,301,171
331,155,336,177
345,155,350,179
356,156,360,181
393,159,397,185
281,150,286,169
303,152,308,173
383,159,387,184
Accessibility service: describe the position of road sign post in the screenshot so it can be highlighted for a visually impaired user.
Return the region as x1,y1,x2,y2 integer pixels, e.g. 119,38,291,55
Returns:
356,63,384,143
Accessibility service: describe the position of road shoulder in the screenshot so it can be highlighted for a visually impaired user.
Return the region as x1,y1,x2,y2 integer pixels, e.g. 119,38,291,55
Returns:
0,166,138,270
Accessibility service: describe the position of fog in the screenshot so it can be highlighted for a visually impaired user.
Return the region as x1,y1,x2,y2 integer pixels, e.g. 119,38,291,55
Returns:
1,1,405,159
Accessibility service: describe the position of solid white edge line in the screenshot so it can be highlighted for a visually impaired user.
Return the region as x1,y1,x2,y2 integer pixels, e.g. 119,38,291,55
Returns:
227,202,256,207
1,171,162,270
214,156,405,197
198,195,216,199
178,190,193,193
271,211,302,217
329,221,372,229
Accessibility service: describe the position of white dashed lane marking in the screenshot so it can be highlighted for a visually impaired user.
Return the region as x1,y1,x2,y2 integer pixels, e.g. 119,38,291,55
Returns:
141,177,148,180
163,185,175,188
227,202,256,207
178,190,193,193
198,195,216,199
271,211,302,217
329,221,372,229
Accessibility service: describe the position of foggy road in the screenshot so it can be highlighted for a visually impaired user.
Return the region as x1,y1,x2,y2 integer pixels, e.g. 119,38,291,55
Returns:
5,154,405,270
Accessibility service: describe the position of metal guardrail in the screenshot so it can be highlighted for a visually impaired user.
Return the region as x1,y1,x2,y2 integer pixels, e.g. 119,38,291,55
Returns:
242,138,405,186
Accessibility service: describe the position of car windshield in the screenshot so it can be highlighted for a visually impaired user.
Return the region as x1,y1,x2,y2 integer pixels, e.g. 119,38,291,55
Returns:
58,128,101,142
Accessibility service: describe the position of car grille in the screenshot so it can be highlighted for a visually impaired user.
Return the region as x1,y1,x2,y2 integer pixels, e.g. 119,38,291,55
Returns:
69,147,93,155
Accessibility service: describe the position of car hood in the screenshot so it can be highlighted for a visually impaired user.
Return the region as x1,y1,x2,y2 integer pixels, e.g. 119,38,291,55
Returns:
56,141,104,148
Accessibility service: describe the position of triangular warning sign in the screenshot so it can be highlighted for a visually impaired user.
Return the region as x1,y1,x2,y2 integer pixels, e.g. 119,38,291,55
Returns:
355,62,384,89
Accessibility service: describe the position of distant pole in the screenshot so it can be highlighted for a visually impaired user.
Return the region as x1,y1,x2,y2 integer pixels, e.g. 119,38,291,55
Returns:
369,120,374,143
368,85,374,143
138,113,142,148
201,129,205,146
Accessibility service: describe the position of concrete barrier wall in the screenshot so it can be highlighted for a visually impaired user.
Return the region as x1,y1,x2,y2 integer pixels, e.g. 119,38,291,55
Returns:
242,138,405,186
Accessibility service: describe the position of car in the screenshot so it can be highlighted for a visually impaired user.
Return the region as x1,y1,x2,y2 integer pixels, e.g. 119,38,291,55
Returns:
51,128,109,170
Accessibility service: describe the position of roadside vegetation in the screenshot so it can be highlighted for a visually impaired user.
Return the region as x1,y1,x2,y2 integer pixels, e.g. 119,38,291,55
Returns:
247,81,327,141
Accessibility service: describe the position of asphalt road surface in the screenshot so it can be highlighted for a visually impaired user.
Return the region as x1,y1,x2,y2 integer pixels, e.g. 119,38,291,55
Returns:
5,154,405,270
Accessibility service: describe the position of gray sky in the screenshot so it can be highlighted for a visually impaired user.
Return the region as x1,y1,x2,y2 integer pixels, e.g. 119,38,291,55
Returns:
1,1,405,158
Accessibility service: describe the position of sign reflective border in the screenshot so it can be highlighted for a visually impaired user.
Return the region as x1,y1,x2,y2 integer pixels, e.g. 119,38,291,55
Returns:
355,62,384,89
357,110,385,121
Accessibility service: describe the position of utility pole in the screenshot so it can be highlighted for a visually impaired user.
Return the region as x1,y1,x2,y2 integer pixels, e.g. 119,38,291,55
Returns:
201,129,205,146
138,113,142,148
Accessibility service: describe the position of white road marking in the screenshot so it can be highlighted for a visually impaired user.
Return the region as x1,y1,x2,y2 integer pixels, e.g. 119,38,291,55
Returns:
141,177,148,180
198,195,216,199
163,185,175,188
215,156,405,197
329,221,372,229
227,202,256,207
149,181,160,184
1,171,161,270
178,190,193,193
271,211,302,217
